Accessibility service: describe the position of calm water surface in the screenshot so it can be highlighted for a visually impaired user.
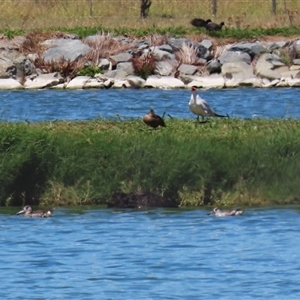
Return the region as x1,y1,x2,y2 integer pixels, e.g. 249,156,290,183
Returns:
1,88,300,299
0,88,300,122
1,207,300,299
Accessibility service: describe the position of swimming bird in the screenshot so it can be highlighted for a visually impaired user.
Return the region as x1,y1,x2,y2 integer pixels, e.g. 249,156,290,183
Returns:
191,18,212,28
205,21,225,31
16,205,52,218
143,109,166,129
189,86,229,123
209,207,244,217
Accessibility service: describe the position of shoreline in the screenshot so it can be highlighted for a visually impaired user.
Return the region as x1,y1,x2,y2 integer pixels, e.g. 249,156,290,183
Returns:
0,32,299,90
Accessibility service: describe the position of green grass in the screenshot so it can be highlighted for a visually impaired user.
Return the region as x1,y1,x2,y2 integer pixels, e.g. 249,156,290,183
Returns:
1,118,300,208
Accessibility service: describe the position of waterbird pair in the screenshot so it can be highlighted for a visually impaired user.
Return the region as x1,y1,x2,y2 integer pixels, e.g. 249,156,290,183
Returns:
16,205,52,218
143,86,229,128
208,207,244,217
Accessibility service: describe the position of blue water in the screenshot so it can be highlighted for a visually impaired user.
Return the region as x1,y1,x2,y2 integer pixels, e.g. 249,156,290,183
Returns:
1,88,300,299
1,207,300,299
0,87,300,122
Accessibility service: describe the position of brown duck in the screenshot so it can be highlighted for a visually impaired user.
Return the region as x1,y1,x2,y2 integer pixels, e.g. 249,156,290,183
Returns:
143,109,166,129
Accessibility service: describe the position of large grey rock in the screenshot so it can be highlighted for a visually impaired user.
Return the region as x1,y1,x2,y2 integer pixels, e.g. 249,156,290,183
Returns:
222,61,255,80
42,39,91,63
116,62,134,76
255,53,282,79
24,73,64,89
168,38,192,51
149,47,174,60
229,41,267,58
155,61,174,76
110,52,132,63
219,50,252,64
206,59,222,74
178,64,198,75
0,57,14,78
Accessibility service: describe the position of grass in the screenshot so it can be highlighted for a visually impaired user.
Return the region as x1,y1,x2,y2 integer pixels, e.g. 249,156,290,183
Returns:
1,118,300,208
1,1,300,39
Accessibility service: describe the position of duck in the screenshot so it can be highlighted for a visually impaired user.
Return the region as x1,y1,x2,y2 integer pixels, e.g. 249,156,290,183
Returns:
189,86,229,123
205,21,225,31
209,207,244,217
16,205,52,218
143,109,166,129
191,18,212,28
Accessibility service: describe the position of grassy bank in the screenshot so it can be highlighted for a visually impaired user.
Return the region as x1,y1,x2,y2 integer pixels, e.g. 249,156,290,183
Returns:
1,118,300,208
1,0,300,31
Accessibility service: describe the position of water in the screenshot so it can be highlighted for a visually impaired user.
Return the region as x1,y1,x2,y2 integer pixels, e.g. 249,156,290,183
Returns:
0,87,300,122
1,88,300,298
1,207,300,299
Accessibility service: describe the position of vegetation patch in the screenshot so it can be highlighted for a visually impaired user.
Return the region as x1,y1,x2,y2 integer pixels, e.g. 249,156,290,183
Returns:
1,118,300,208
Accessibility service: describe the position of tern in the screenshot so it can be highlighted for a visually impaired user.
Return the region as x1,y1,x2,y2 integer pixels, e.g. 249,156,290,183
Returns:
189,86,229,123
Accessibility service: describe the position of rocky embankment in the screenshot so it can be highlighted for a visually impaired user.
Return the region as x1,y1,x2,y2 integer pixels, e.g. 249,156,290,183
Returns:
0,32,300,90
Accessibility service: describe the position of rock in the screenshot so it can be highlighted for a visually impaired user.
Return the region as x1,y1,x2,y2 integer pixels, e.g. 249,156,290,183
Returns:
178,64,198,76
255,53,281,79
42,39,91,63
188,74,225,89
0,78,23,89
219,50,252,64
292,59,300,65
65,76,91,89
0,57,15,78
206,59,222,74
112,79,131,88
116,62,134,76
229,41,267,58
107,191,178,208
126,76,146,88
24,73,64,89
145,75,185,89
109,52,132,63
222,61,255,80
155,60,174,76
149,47,174,60
84,78,105,89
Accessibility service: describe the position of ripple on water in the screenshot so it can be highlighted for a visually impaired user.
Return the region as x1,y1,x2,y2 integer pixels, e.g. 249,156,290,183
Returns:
0,207,300,299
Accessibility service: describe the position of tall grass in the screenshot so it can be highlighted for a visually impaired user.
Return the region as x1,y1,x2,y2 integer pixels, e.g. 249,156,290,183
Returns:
0,0,300,32
1,118,300,207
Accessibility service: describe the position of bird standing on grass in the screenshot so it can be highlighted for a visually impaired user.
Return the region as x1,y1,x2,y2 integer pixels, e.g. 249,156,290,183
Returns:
190,18,212,28
205,21,225,31
143,109,166,129
189,86,229,123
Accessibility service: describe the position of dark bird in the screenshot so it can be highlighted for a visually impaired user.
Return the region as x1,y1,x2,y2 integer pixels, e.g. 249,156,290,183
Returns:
189,86,229,123
190,18,212,28
205,21,225,31
143,109,166,129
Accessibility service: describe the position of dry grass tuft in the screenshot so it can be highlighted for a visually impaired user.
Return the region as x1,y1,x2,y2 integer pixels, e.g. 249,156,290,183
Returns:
131,50,156,79
174,42,199,65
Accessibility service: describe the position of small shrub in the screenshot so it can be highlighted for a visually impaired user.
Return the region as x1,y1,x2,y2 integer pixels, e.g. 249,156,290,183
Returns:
76,65,101,77
131,50,156,79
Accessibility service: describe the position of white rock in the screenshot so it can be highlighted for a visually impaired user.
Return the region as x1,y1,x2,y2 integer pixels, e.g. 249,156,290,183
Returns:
188,74,225,89
0,78,23,89
65,76,91,89
126,76,146,88
145,76,185,89
24,73,63,89
84,78,105,89
112,79,130,88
